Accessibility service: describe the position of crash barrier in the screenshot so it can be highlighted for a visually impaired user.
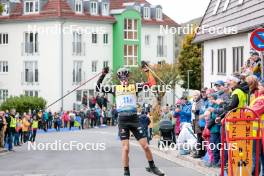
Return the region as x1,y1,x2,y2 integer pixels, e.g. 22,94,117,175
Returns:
221,108,262,176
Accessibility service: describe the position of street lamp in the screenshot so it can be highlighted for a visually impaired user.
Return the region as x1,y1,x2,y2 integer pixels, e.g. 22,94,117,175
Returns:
187,70,193,96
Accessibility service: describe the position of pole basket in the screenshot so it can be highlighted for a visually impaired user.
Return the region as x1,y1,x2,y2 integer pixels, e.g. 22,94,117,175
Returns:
221,107,262,176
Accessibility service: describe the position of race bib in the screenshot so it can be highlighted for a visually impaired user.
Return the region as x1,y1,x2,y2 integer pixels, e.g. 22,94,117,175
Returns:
116,94,137,109
115,84,137,112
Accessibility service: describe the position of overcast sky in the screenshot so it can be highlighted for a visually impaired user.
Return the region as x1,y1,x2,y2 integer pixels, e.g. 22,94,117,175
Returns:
147,0,211,24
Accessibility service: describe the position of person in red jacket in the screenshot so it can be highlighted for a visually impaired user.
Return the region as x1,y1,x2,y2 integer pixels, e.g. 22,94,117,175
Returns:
250,80,264,176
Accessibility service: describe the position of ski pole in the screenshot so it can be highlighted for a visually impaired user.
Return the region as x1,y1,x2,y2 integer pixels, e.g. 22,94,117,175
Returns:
46,72,102,109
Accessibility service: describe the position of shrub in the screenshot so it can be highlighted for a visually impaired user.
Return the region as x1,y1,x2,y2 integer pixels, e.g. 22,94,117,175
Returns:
0,95,47,114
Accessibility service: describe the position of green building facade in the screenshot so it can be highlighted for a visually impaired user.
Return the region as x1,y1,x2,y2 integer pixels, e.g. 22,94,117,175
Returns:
113,9,142,71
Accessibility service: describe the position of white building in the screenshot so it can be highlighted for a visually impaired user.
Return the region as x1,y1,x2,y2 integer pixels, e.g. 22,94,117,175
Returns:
193,0,264,88
0,0,178,111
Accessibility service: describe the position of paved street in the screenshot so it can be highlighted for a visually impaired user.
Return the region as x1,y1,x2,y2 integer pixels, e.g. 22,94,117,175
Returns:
0,127,203,176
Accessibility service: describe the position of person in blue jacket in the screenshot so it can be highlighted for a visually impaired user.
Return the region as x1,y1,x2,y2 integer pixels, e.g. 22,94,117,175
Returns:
174,96,192,124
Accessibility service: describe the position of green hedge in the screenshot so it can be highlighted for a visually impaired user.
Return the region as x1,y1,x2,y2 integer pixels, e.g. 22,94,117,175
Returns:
0,95,47,113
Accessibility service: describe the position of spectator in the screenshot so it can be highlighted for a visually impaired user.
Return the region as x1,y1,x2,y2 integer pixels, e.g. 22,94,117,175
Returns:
63,111,69,128
53,112,61,131
48,110,53,129
14,114,22,146
89,96,96,109
191,90,205,158
111,106,118,126
30,115,38,142
0,111,6,149
174,96,192,124
69,111,75,130
22,115,31,143
148,112,154,142
5,109,16,151
79,110,86,129
207,93,221,167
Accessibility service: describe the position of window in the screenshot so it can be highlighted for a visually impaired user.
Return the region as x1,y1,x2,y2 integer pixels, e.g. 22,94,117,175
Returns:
0,61,8,73
73,32,83,55
102,2,109,16
156,7,162,20
0,33,8,45
157,36,166,57
0,89,8,101
89,89,95,97
24,0,39,14
124,45,138,66
145,35,150,45
25,90,38,97
124,19,138,40
238,0,244,5
75,0,83,13
103,33,108,44
73,61,83,84
143,7,150,19
213,0,221,15
217,49,226,74
76,90,82,102
233,47,244,73
24,61,38,83
23,32,38,54
90,1,98,15
103,61,109,68
2,3,9,16
92,33,97,44
223,0,230,11
92,61,97,72
211,50,214,75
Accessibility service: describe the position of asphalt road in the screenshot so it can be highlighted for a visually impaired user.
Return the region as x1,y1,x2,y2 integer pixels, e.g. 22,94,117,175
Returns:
0,127,203,176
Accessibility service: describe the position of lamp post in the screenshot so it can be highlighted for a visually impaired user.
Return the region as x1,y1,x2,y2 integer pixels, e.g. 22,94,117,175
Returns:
187,70,193,96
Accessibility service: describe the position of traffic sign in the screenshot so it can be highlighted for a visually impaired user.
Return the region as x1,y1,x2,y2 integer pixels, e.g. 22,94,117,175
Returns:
250,28,264,51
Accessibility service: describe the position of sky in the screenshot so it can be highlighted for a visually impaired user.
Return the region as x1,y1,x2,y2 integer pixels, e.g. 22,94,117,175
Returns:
147,0,211,24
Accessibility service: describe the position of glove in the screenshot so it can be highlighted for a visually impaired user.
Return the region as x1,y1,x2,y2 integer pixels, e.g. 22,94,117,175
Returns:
102,67,109,75
141,61,148,68
141,61,149,72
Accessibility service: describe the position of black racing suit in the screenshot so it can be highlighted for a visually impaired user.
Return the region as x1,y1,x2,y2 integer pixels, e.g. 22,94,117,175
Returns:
96,74,147,141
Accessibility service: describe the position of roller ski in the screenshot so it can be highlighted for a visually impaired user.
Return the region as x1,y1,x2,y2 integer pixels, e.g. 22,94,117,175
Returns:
146,166,165,176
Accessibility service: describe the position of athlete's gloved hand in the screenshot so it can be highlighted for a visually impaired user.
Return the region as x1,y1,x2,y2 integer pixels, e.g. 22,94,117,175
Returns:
102,67,109,75
141,61,149,72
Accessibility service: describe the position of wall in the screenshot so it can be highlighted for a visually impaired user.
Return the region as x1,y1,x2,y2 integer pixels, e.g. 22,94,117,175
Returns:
203,33,250,88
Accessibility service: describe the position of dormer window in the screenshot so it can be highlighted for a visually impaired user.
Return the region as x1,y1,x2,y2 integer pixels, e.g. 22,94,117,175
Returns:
102,2,109,16
75,0,83,14
90,1,98,15
156,7,162,20
24,0,39,14
143,7,150,20
1,3,9,16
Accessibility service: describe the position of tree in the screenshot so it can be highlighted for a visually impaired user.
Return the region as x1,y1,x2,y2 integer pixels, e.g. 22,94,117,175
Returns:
178,31,202,90
0,4,3,14
0,95,47,114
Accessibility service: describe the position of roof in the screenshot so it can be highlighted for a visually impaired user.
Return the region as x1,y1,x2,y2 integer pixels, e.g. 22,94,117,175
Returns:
0,0,179,27
193,0,264,43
